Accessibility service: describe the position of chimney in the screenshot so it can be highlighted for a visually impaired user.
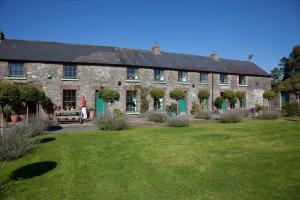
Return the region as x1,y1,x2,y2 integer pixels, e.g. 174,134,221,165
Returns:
0,32,5,41
210,51,218,61
152,42,160,54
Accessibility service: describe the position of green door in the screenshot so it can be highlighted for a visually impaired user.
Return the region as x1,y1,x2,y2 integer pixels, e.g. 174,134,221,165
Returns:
221,99,227,112
281,92,289,107
179,96,187,113
96,91,107,115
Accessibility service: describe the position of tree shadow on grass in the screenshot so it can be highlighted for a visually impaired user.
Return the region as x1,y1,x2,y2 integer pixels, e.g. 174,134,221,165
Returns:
10,161,57,180
47,126,63,132
40,137,56,143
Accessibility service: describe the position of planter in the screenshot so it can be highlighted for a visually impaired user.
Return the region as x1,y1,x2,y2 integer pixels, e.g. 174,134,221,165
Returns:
89,110,95,120
10,114,19,122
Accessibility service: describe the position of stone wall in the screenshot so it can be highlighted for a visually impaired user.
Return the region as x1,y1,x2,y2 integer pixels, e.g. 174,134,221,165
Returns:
0,61,271,114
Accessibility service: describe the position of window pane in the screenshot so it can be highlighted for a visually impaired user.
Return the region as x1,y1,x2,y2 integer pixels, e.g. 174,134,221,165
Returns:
126,91,138,112
154,98,164,111
200,73,208,83
63,65,77,79
127,67,138,80
154,69,164,81
239,75,246,85
8,63,24,77
63,90,76,109
220,74,228,84
178,71,187,82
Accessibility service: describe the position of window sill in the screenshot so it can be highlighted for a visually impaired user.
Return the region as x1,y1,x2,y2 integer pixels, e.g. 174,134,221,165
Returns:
219,83,229,86
61,78,79,81
125,112,140,115
238,84,248,87
177,82,190,85
125,79,141,83
154,81,166,84
6,77,26,80
198,82,209,85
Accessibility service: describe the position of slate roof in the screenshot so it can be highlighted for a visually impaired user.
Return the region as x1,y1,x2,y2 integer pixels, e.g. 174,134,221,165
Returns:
0,39,270,77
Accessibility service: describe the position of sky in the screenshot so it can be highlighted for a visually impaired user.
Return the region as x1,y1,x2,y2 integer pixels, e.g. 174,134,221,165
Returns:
0,0,299,73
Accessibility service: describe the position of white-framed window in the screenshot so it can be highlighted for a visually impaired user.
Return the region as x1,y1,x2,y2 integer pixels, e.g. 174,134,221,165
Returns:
178,71,187,82
239,75,246,85
126,91,138,112
200,72,208,83
154,98,164,111
127,67,138,80
63,65,77,79
8,63,24,77
63,90,76,110
154,68,164,81
220,73,228,84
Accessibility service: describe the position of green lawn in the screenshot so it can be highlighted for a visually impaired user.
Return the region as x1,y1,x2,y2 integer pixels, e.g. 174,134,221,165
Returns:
1,120,300,200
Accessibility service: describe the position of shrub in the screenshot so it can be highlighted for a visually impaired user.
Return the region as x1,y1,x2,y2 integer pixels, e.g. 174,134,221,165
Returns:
198,90,210,100
214,97,224,109
255,104,268,112
263,90,276,100
256,110,281,119
223,90,236,100
150,88,165,99
283,102,300,116
190,102,200,115
236,109,251,118
147,112,168,123
95,113,128,131
219,112,241,123
166,103,177,115
236,91,246,100
113,108,125,116
0,123,36,160
0,82,20,108
170,89,185,101
194,110,211,120
27,117,52,137
2,105,13,119
167,115,190,127
98,88,120,103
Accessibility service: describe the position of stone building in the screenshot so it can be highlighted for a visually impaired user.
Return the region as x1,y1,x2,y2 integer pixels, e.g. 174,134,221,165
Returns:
0,33,271,115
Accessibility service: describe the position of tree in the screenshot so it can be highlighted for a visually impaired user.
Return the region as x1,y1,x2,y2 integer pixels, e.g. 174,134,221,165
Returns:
263,90,276,110
223,90,237,109
98,88,120,112
236,91,246,108
150,88,165,100
197,90,210,109
271,67,283,81
280,45,300,80
214,97,224,109
0,82,20,137
169,89,185,114
17,83,40,122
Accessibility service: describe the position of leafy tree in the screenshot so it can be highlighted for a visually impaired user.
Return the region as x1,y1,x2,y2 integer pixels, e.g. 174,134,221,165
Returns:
134,85,150,113
0,82,20,137
98,88,120,112
198,90,210,109
223,90,237,109
280,45,300,80
263,90,276,110
150,88,165,100
214,97,224,109
235,91,245,100
17,83,40,122
271,67,283,81
170,89,185,114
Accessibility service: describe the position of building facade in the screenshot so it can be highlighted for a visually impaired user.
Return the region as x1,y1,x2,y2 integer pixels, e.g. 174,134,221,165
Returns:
0,34,271,115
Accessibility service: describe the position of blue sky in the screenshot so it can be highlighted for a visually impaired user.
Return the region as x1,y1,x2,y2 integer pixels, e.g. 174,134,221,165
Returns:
0,0,299,73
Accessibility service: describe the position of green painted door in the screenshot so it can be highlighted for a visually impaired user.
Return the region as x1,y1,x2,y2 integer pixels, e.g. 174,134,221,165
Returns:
221,99,227,112
179,96,187,113
281,92,289,107
96,91,107,115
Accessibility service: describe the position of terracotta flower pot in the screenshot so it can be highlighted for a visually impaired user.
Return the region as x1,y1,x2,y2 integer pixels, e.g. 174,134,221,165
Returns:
10,114,19,122
89,110,95,120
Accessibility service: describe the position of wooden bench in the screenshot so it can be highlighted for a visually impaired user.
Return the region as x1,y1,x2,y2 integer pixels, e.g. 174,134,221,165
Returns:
56,111,82,124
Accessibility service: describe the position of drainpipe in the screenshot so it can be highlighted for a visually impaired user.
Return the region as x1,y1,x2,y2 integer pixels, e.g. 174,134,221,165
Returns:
211,73,214,110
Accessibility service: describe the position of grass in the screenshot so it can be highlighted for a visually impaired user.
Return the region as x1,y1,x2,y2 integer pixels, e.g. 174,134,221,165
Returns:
1,120,300,200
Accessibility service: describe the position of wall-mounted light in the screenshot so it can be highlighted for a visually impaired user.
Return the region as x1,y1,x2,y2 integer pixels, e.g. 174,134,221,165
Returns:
118,81,122,86
47,74,52,79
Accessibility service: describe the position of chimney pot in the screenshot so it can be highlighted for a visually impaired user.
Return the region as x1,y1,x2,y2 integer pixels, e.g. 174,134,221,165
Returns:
152,42,160,54
210,51,218,61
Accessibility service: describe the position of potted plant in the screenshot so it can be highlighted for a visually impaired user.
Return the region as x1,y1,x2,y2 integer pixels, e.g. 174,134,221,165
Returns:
89,107,95,119
214,96,224,112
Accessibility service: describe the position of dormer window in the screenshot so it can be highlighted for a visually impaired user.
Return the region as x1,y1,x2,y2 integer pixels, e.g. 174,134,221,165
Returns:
178,71,187,82
127,67,138,80
154,68,164,81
